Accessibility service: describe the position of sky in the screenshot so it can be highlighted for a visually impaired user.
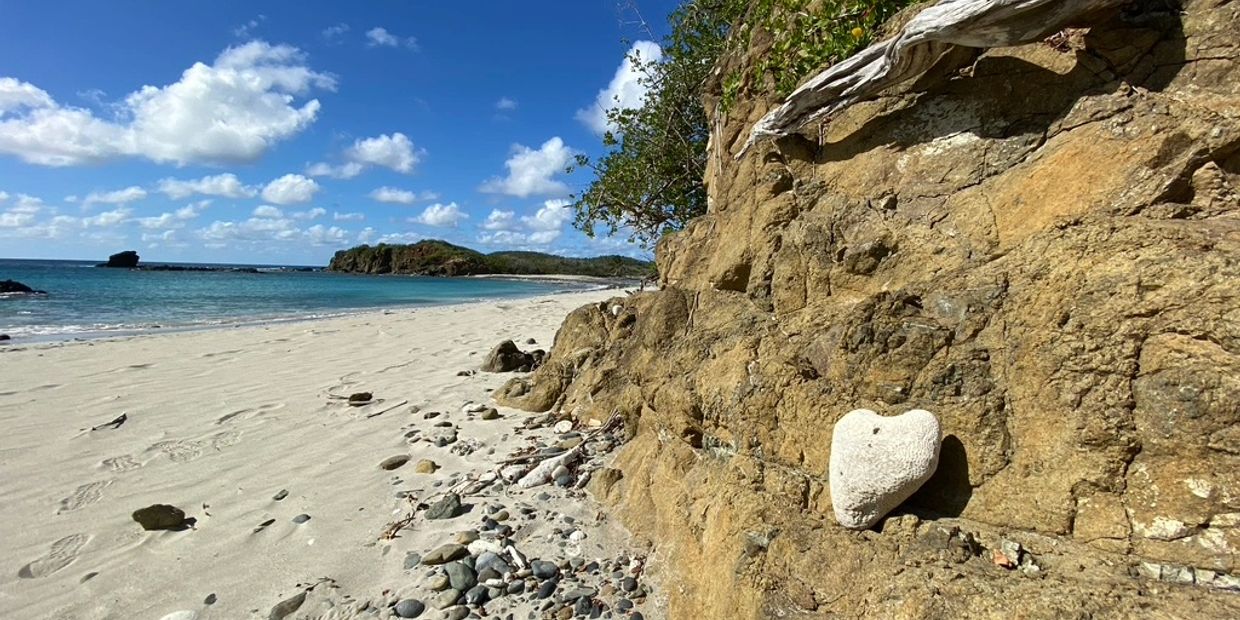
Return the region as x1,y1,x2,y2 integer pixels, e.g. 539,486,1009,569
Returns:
0,0,678,265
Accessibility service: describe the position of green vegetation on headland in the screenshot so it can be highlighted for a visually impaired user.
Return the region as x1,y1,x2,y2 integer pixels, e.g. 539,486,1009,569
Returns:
327,240,654,278
570,0,915,246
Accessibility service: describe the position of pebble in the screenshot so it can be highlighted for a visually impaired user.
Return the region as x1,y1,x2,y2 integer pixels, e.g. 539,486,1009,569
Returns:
428,574,451,591
481,407,501,420
454,530,479,544
431,588,461,609
379,455,410,470
393,598,425,618
403,552,422,569
536,579,558,599
553,420,573,434
621,577,637,592
272,489,288,501
421,543,469,565
203,593,217,605
532,560,560,580
443,606,469,620
292,514,311,524
561,586,597,601
445,561,477,591
413,459,438,474
425,494,463,520
464,584,489,605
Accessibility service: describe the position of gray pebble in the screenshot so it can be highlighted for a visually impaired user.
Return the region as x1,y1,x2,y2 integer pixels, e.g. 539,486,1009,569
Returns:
532,560,560,580
393,598,425,618
292,514,311,524
272,489,288,501
403,552,422,570
536,579,557,599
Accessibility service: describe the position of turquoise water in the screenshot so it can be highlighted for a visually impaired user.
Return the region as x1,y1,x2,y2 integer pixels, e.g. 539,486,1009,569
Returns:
0,259,592,342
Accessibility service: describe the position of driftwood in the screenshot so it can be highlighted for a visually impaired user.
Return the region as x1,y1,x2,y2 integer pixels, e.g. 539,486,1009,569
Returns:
743,0,1126,153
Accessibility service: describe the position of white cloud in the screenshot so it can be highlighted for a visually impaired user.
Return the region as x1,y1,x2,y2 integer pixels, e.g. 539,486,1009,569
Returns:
0,190,8,203
495,97,518,111
232,15,265,38
0,209,37,227
0,42,335,166
83,186,147,206
309,132,424,179
322,23,350,40
411,202,467,227
477,199,573,246
197,216,352,248
304,224,349,246
369,186,417,204
252,205,284,218
347,133,422,173
482,209,516,231
158,173,256,199
292,207,326,220
334,211,364,222
479,137,574,198
81,208,131,227
366,27,418,50
261,174,319,205
576,40,662,135
138,202,207,230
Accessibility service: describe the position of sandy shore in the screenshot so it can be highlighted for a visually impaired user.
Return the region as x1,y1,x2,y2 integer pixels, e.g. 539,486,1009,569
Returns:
0,290,662,620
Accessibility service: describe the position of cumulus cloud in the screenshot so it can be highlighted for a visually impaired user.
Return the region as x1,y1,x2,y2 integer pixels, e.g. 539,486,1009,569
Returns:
293,207,326,220
482,209,516,231
0,42,335,167
495,97,518,111
138,201,209,230
366,27,418,50
479,137,574,198
261,174,319,205
334,211,364,222
158,173,256,199
576,40,662,135
368,186,438,204
83,186,147,206
81,208,132,227
198,216,350,248
252,205,284,218
411,202,467,227
309,132,424,179
477,199,573,246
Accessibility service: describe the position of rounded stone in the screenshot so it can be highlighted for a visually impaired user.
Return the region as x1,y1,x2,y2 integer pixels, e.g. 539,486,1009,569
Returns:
828,408,941,530
393,598,425,618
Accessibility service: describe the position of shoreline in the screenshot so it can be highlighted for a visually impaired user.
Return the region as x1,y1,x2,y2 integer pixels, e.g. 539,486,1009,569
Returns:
0,284,627,347
0,288,665,619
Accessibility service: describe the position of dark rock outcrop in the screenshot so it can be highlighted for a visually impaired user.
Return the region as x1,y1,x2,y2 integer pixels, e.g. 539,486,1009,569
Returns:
328,239,652,278
0,280,46,295
480,340,545,373
100,250,140,268
498,1,1240,617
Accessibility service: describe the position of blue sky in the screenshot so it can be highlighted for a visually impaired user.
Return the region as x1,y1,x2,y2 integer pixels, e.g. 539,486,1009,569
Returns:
0,0,677,265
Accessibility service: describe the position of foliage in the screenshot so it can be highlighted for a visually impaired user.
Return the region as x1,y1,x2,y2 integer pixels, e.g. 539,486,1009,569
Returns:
328,240,653,278
571,0,915,248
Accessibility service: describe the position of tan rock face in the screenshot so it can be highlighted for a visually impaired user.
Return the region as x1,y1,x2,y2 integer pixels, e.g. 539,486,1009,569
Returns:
504,0,1240,617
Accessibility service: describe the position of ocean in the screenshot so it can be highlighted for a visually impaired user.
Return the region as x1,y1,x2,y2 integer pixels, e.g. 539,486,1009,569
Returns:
0,258,596,342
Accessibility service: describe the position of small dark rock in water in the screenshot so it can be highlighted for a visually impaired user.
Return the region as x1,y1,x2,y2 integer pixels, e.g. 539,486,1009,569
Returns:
393,598,425,618
268,590,307,620
380,455,410,470
132,504,189,531
292,514,311,524
525,338,537,345
425,493,463,520
272,489,288,501
456,370,475,377
204,593,218,605
0,334,10,342
99,250,140,269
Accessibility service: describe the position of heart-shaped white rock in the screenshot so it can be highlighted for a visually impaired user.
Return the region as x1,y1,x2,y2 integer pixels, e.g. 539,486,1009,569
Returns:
829,408,941,529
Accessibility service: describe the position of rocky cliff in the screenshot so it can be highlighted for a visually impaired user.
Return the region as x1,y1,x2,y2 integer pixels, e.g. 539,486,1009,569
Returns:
498,0,1239,617
328,240,652,278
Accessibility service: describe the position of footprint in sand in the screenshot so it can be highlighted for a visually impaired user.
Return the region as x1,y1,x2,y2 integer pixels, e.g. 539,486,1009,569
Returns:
151,430,243,462
99,455,142,473
17,534,89,579
57,481,111,514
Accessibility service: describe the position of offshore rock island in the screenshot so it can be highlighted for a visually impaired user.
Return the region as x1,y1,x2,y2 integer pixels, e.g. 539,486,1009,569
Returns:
328,240,653,278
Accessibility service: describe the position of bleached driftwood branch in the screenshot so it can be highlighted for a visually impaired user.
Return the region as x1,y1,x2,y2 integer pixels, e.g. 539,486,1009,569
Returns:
742,0,1126,154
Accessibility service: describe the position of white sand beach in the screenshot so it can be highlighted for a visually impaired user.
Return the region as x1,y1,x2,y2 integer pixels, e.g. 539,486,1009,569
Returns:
0,290,661,620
